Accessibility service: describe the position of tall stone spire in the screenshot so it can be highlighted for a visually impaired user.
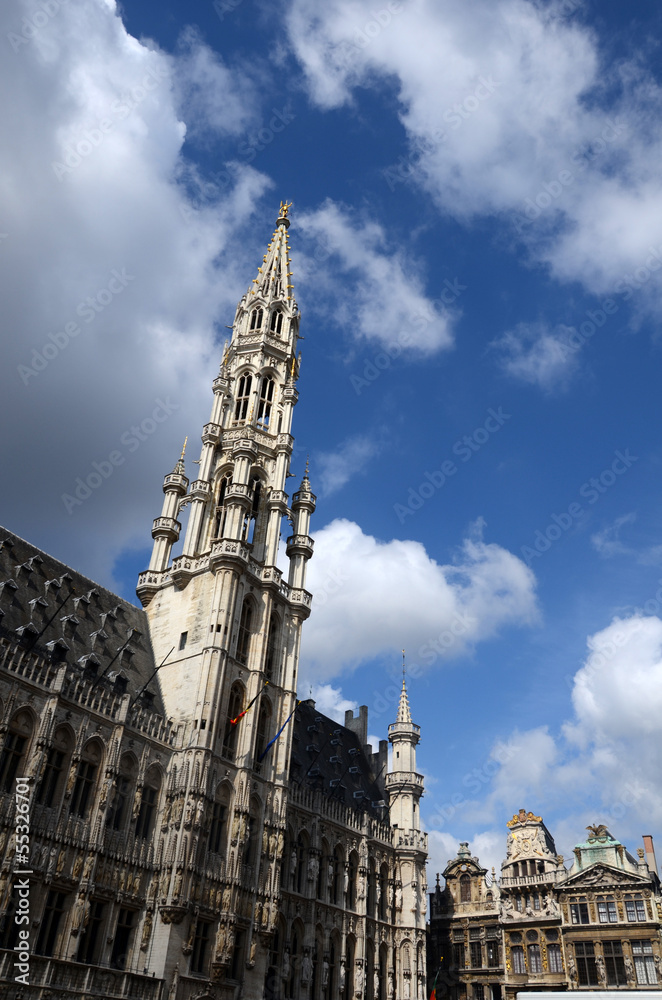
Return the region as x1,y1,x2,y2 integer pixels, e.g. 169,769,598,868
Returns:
136,204,315,990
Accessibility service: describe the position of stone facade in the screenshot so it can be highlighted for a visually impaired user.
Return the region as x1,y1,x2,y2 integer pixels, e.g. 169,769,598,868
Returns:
0,206,427,1000
428,812,662,999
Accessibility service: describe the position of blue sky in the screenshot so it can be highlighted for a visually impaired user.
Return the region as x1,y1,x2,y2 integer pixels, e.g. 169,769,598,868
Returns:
3,0,662,876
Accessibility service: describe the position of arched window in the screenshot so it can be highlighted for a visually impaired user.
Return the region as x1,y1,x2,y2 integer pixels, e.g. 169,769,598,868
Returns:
347,851,359,911
245,478,262,543
367,858,376,917
379,863,389,920
257,376,275,428
0,710,33,792
222,682,244,760
318,840,330,901
70,739,102,819
213,475,231,538
265,613,280,680
333,845,345,905
254,697,272,772
366,939,376,1000
36,725,72,808
250,308,263,331
236,598,254,665
242,797,261,871
270,310,283,334
135,765,162,840
296,832,308,894
208,785,230,855
344,937,355,1000
234,373,252,422
460,874,471,902
107,753,136,832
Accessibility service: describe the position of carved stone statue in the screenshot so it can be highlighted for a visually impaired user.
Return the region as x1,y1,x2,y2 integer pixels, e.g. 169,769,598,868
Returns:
327,860,334,886
215,924,227,960
141,910,153,950
395,885,403,910
374,971,380,997
355,963,364,994
282,947,291,979
323,958,329,986
301,952,313,983
404,975,411,999
308,855,319,882
339,959,346,990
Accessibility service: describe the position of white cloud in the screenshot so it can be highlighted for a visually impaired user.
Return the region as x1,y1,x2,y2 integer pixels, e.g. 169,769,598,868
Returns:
309,683,357,723
173,26,259,142
491,323,579,391
300,518,538,679
315,434,381,496
285,0,662,312
0,0,272,587
297,200,457,353
460,615,662,859
591,512,637,558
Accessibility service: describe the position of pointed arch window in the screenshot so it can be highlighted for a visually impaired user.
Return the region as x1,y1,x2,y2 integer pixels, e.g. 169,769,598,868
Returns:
214,475,231,538
270,310,283,334
250,308,263,331
257,377,275,429
70,740,102,819
0,711,33,792
36,726,72,808
208,787,230,855
254,697,272,773
234,374,252,422
135,766,161,840
244,478,262,543
236,598,254,665
222,682,244,761
265,612,280,680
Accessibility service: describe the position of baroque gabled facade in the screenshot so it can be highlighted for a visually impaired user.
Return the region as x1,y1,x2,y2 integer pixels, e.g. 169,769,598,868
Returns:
428,812,662,1000
0,205,428,1000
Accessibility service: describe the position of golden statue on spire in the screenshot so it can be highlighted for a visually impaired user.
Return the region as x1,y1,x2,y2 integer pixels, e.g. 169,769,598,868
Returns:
279,200,293,218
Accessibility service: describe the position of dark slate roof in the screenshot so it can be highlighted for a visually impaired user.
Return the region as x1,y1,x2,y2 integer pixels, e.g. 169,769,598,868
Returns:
0,527,162,711
289,699,387,818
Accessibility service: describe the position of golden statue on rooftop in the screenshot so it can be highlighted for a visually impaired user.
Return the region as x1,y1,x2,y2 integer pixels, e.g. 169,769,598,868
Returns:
279,200,293,217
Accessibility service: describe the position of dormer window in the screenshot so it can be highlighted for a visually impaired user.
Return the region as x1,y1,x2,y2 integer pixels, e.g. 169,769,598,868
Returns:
270,310,283,334
234,374,252,422
250,308,263,331
257,377,275,429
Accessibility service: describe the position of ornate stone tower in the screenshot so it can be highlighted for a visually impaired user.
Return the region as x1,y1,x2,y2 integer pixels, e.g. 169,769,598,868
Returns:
136,203,315,998
388,676,428,999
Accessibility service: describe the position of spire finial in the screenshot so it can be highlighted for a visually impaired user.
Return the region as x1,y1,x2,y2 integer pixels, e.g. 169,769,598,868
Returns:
396,652,412,724
173,438,187,476
221,340,229,368
277,200,292,230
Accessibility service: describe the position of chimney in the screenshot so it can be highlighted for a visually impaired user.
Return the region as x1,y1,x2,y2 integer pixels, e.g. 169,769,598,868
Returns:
643,835,658,877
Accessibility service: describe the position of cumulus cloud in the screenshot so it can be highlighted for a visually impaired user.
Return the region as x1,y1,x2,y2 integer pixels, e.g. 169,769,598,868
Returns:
300,518,538,679
285,0,662,311
446,615,662,863
296,200,457,353
492,323,579,391
0,0,273,587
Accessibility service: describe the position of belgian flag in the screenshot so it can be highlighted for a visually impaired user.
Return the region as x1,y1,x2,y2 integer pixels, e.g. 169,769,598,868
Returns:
429,959,443,1000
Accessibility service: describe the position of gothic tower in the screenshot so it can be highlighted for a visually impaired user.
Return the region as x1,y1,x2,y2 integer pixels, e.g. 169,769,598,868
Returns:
136,203,315,997
388,676,428,999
